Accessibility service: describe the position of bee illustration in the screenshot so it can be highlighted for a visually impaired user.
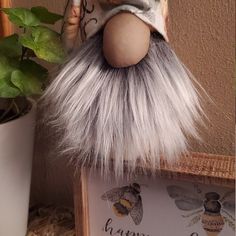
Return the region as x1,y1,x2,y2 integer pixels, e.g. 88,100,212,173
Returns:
167,185,235,236
101,183,143,225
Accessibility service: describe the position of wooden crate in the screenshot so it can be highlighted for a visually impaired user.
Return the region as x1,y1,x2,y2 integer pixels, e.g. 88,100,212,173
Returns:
74,152,235,236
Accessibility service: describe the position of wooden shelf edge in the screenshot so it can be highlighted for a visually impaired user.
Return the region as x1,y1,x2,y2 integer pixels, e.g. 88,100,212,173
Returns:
157,152,235,188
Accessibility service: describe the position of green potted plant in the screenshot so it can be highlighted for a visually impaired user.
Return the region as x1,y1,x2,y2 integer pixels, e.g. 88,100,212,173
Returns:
0,6,65,236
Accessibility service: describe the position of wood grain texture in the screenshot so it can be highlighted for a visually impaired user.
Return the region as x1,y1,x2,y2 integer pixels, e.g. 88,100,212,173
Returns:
1,0,14,36
74,169,90,236
158,152,235,188
0,1,3,36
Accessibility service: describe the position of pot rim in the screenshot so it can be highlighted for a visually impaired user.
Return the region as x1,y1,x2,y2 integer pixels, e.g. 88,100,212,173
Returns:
0,98,36,127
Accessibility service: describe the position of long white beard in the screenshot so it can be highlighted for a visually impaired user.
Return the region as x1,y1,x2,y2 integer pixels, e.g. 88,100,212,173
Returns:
40,32,204,177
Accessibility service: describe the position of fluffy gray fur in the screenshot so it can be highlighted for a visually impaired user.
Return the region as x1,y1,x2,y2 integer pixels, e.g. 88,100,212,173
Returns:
40,32,204,177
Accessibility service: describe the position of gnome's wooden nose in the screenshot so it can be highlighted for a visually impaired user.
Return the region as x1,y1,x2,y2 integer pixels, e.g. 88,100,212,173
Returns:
103,12,151,68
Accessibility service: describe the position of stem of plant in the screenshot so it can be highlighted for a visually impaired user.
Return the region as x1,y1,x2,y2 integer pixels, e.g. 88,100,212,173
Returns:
12,99,20,115
21,28,28,61
21,47,28,61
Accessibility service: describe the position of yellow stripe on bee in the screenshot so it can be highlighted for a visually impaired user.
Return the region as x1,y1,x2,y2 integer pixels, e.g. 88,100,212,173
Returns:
120,199,133,210
112,205,126,217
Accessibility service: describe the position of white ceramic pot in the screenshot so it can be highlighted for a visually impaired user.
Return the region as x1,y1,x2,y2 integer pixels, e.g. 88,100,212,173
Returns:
0,100,36,236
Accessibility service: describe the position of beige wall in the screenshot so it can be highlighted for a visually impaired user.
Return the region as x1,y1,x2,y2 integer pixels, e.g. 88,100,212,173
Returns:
169,0,235,156
11,0,235,205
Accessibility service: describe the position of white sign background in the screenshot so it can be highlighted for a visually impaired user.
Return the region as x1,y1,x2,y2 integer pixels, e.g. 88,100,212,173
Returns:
87,173,235,236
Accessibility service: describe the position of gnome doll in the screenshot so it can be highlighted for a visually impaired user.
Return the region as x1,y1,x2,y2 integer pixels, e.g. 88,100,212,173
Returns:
41,0,203,176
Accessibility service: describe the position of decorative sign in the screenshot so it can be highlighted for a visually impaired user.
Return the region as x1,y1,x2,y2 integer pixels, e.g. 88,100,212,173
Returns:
88,174,234,236
74,153,235,236
75,171,235,236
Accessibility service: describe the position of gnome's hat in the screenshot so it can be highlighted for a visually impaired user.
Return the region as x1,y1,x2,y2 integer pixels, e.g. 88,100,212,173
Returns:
77,0,169,41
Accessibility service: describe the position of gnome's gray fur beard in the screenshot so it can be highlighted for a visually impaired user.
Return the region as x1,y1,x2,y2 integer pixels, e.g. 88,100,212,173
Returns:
40,32,204,177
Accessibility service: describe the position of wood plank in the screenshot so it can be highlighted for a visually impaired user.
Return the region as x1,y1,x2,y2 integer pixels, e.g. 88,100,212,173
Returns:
1,0,14,36
78,152,235,188
74,168,90,236
158,152,235,188
0,1,3,36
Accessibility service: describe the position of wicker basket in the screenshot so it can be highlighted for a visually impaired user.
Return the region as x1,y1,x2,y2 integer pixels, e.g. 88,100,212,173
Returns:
27,206,75,236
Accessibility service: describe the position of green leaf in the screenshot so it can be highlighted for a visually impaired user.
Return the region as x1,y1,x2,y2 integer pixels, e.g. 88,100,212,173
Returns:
0,55,17,80
0,34,22,58
0,79,21,98
0,56,47,97
9,59,48,96
31,6,63,24
31,25,60,41
1,8,40,27
20,59,48,81
11,69,43,96
19,26,66,63
0,55,21,98
18,34,35,51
